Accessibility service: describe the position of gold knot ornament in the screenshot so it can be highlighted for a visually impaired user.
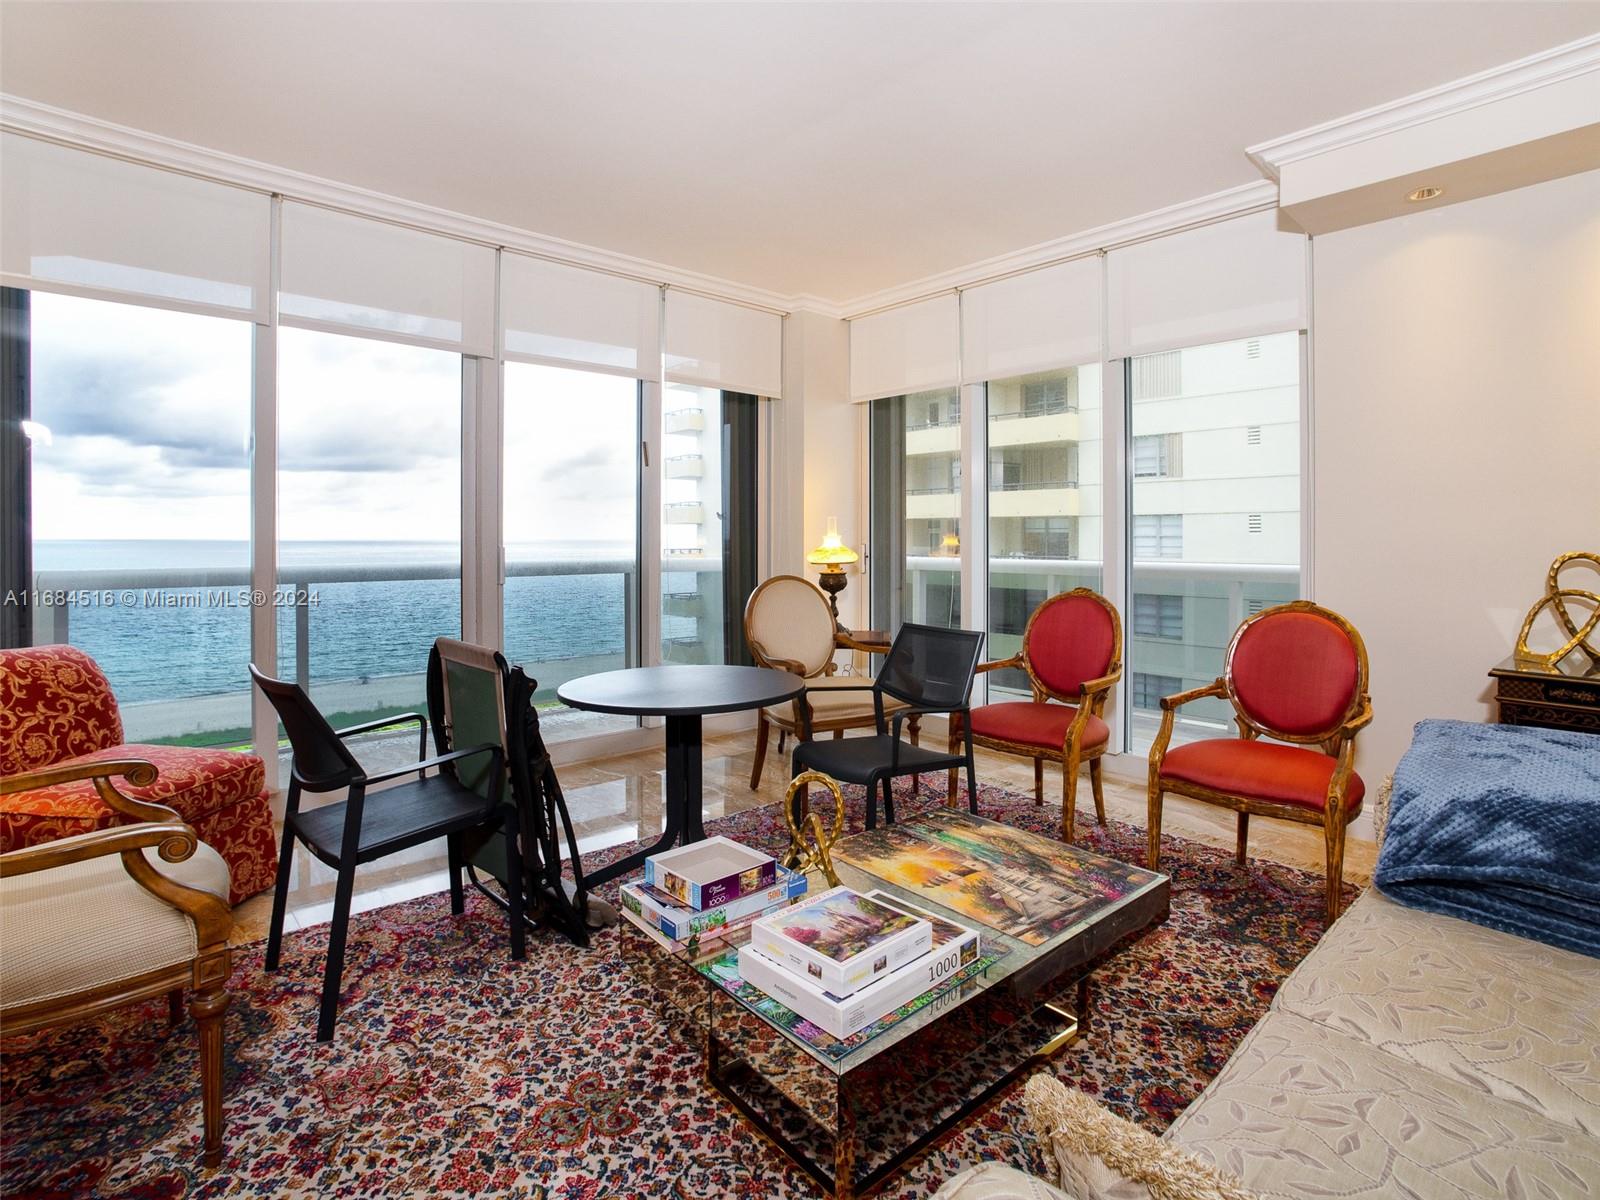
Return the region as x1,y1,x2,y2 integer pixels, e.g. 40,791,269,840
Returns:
1515,551,1600,668
781,771,846,888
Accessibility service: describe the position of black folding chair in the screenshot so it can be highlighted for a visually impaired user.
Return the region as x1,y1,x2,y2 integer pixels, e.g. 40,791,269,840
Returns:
790,623,985,829
250,665,525,1042
426,638,603,947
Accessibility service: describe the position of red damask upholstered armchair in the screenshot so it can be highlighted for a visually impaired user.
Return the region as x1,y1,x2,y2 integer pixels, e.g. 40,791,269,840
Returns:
0,645,277,904
948,589,1122,841
1146,601,1372,922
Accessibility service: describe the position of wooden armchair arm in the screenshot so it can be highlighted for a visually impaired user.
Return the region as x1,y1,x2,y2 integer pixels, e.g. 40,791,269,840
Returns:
1077,670,1121,697
1158,680,1226,711
0,758,179,825
834,630,884,655
1148,679,1227,780
0,820,197,878
1343,698,1375,735
975,654,1024,676
747,635,811,677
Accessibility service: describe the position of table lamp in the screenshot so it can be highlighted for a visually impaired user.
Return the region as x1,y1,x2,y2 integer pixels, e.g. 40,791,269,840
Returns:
806,518,859,626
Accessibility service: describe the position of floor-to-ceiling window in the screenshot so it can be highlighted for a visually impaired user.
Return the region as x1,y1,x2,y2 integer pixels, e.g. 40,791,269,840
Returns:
1126,331,1301,751
986,364,1102,698
275,327,462,771
24,290,256,746
870,387,963,631
504,361,639,737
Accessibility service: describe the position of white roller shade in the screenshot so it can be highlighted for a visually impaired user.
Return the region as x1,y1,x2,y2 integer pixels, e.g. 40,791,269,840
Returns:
1107,210,1306,358
1,132,270,319
664,291,782,396
960,256,1101,382
501,254,660,378
279,202,496,354
849,293,959,402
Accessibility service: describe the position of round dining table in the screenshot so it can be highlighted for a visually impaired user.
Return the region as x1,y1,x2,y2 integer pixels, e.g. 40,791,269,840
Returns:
557,664,804,887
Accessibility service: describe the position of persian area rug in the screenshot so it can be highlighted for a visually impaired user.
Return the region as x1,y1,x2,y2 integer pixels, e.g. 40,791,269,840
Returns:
0,780,1353,1199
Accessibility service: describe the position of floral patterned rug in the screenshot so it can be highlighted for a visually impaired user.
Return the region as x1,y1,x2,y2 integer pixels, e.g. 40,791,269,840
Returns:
0,779,1351,1199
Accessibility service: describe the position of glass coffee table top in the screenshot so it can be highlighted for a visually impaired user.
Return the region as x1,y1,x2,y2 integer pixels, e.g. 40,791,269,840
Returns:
641,809,1170,1077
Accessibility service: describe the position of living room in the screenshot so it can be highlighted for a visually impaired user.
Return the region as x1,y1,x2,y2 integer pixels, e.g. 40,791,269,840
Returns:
1,3,1597,1198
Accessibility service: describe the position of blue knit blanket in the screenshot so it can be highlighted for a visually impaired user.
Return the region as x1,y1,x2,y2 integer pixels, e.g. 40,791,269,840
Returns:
1375,719,1600,957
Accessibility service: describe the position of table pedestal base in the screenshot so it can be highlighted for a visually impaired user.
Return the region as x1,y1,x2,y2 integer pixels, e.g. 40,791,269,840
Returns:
585,713,703,888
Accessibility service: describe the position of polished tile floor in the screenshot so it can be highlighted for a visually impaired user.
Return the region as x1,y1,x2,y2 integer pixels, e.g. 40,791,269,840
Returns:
232,728,1378,944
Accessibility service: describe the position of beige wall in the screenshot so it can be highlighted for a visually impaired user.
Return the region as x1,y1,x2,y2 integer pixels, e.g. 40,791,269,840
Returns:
1311,167,1600,788
779,309,864,627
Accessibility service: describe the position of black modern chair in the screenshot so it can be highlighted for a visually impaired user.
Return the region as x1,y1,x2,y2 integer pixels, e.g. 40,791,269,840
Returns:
789,623,985,830
249,664,525,1042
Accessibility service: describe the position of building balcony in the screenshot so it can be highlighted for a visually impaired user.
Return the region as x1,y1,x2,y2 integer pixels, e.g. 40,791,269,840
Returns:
664,501,704,524
665,407,704,433
906,491,961,520
987,485,1078,518
905,425,960,456
986,410,1079,448
664,453,704,478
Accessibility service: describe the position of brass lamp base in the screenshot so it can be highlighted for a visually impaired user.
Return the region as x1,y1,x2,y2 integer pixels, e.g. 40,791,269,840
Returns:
816,569,848,627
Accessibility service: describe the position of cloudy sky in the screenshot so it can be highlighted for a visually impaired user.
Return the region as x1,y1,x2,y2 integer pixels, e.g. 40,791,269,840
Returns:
29,291,641,562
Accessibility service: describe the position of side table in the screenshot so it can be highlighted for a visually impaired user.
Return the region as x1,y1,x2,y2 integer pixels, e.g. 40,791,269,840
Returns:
1488,654,1600,734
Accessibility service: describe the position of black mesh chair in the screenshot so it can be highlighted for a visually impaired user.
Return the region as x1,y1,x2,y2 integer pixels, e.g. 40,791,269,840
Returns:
250,665,525,1042
790,623,985,829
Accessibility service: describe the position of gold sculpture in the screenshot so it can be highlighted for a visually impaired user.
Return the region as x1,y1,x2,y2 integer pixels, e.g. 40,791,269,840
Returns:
1515,551,1600,668
781,770,846,888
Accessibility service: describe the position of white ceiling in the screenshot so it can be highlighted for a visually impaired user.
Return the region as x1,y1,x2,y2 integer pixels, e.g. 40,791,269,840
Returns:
2,2,1596,305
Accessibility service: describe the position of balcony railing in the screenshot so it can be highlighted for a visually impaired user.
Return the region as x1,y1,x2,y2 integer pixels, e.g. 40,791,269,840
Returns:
906,415,960,431
29,555,725,744
989,476,1077,492
989,403,1077,419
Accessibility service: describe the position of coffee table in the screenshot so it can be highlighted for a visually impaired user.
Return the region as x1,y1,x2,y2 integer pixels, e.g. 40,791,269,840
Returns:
619,809,1169,1198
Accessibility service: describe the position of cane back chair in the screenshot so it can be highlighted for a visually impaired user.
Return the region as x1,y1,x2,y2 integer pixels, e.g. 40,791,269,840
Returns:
1146,601,1373,921
949,589,1121,841
744,575,916,788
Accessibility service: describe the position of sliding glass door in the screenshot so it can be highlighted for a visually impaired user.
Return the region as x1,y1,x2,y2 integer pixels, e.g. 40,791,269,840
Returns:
1126,332,1301,751
275,327,462,772
986,364,1102,699
504,361,640,739
870,387,963,632
22,290,256,746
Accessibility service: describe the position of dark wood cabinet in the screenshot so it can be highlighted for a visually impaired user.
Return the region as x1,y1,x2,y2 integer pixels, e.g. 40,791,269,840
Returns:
1488,655,1600,734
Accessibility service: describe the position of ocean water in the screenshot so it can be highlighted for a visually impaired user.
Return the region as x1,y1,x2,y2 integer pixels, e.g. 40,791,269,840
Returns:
30,539,655,705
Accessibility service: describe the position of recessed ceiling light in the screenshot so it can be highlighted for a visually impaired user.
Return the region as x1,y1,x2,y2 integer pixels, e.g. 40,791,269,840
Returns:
1406,186,1444,202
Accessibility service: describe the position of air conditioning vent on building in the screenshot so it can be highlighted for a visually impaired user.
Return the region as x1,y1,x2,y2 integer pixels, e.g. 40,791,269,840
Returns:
1246,338,1261,359
1248,514,1263,534
1246,425,1262,445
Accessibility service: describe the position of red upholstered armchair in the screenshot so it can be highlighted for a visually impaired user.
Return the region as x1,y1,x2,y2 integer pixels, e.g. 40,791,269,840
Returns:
948,589,1121,841
1146,601,1372,922
0,645,277,904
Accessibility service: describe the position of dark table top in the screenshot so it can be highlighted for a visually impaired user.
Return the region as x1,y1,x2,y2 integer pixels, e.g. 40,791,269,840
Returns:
557,664,804,718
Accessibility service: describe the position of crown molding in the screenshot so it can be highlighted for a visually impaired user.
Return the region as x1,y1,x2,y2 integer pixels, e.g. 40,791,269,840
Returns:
837,178,1279,320
1246,32,1600,181
0,92,797,316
